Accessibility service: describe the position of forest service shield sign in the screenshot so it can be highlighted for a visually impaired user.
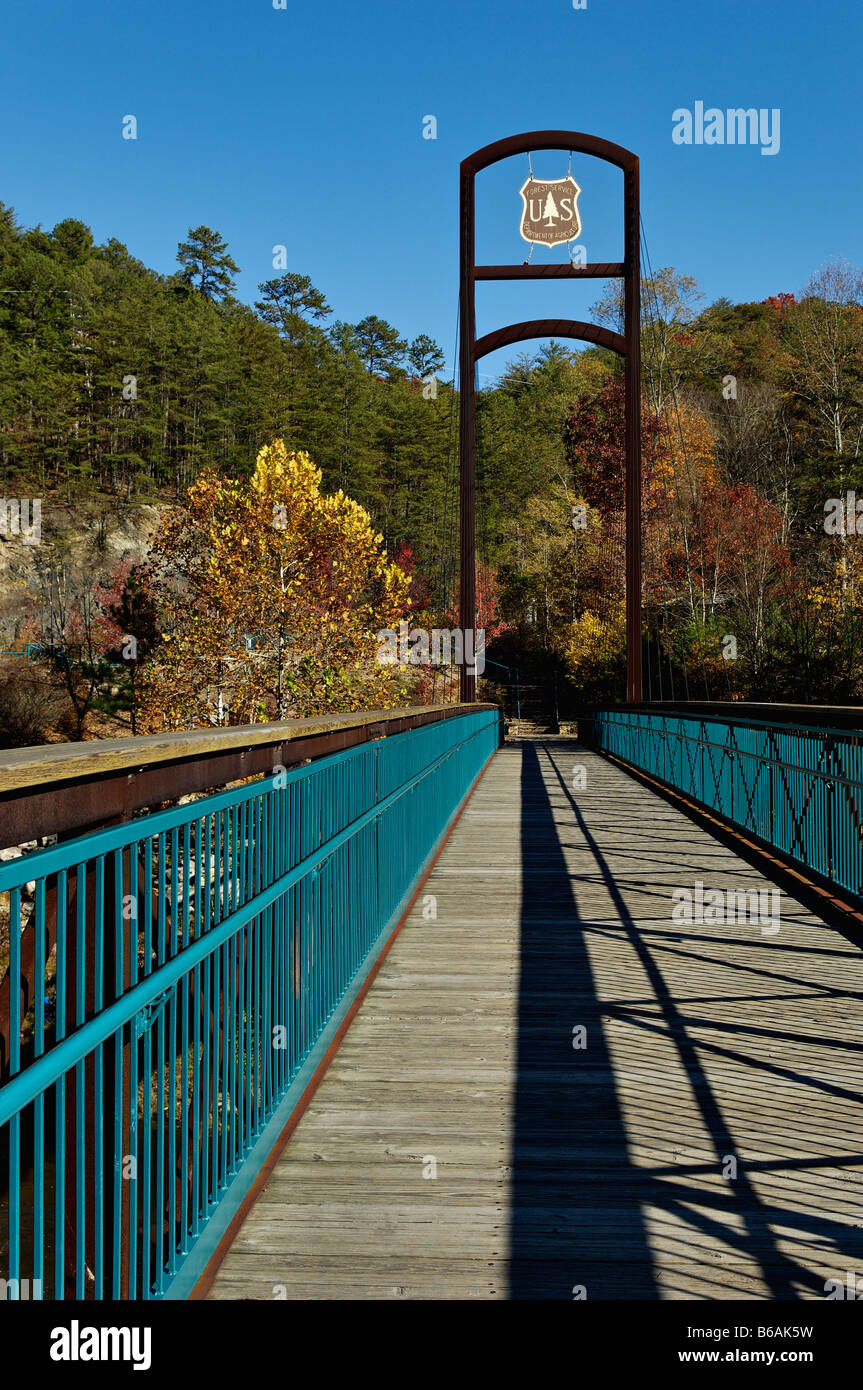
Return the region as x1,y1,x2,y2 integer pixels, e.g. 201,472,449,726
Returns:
519,175,582,247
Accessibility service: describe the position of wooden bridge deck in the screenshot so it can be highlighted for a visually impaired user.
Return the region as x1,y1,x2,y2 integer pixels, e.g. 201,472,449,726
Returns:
206,739,863,1300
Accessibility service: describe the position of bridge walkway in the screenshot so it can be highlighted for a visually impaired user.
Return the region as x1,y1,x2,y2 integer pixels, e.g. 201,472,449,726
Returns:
205,739,863,1300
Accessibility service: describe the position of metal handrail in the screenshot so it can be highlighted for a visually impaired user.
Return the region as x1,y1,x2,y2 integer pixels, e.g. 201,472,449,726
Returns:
606,713,863,790
0,705,500,1300
0,703,498,845
590,707,863,905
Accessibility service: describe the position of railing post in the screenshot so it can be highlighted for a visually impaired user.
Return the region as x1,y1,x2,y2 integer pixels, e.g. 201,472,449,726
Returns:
60,816,134,1299
826,736,835,879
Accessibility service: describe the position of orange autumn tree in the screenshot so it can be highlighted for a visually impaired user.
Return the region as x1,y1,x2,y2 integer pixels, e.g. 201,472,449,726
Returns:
140,441,411,730
649,399,718,500
644,400,719,628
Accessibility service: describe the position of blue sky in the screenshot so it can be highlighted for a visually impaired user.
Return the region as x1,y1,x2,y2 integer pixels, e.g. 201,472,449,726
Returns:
1,0,860,381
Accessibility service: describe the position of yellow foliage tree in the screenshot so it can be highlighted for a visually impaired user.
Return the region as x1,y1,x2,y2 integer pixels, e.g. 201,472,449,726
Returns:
558,605,626,684
140,441,411,730
808,543,863,620
649,400,717,500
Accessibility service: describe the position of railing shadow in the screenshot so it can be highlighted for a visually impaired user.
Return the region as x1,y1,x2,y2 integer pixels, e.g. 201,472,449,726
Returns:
508,738,863,1300
508,740,658,1298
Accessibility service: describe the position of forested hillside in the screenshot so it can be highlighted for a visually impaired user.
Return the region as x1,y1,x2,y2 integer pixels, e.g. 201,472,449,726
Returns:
0,206,455,559
1,201,862,743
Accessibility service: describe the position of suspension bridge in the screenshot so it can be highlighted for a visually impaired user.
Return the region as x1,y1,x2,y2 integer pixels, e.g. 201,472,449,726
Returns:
2,132,863,1303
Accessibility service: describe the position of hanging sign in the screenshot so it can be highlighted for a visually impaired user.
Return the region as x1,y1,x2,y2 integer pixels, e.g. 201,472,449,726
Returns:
518,174,582,246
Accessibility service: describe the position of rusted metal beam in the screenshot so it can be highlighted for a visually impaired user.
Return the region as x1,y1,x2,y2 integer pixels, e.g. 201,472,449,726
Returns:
0,705,497,846
0,704,473,795
459,158,477,704
474,318,627,362
462,129,638,177
626,700,863,732
475,262,625,280
457,130,642,706
624,162,643,702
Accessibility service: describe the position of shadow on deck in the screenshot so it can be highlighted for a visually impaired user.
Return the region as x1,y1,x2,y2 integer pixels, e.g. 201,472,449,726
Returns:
206,739,863,1300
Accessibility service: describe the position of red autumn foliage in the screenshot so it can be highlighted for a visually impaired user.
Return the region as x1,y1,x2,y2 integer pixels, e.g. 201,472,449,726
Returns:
563,376,665,515
391,542,432,613
762,292,796,312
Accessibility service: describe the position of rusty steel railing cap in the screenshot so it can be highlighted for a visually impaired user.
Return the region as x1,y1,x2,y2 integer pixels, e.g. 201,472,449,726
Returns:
0,703,499,796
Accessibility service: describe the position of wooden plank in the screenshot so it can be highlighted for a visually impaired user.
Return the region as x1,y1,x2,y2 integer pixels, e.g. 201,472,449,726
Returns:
207,739,863,1301
0,702,496,792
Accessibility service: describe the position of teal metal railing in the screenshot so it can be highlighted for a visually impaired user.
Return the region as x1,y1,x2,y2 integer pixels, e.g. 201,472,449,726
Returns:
590,708,863,905
0,706,499,1300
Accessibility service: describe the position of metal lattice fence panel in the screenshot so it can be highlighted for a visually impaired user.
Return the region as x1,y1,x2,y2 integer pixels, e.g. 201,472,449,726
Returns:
591,708,863,906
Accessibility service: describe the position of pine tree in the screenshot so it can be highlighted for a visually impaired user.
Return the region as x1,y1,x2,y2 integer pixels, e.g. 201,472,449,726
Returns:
354,315,407,376
176,226,240,300
255,272,332,424
255,273,331,337
408,334,445,378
